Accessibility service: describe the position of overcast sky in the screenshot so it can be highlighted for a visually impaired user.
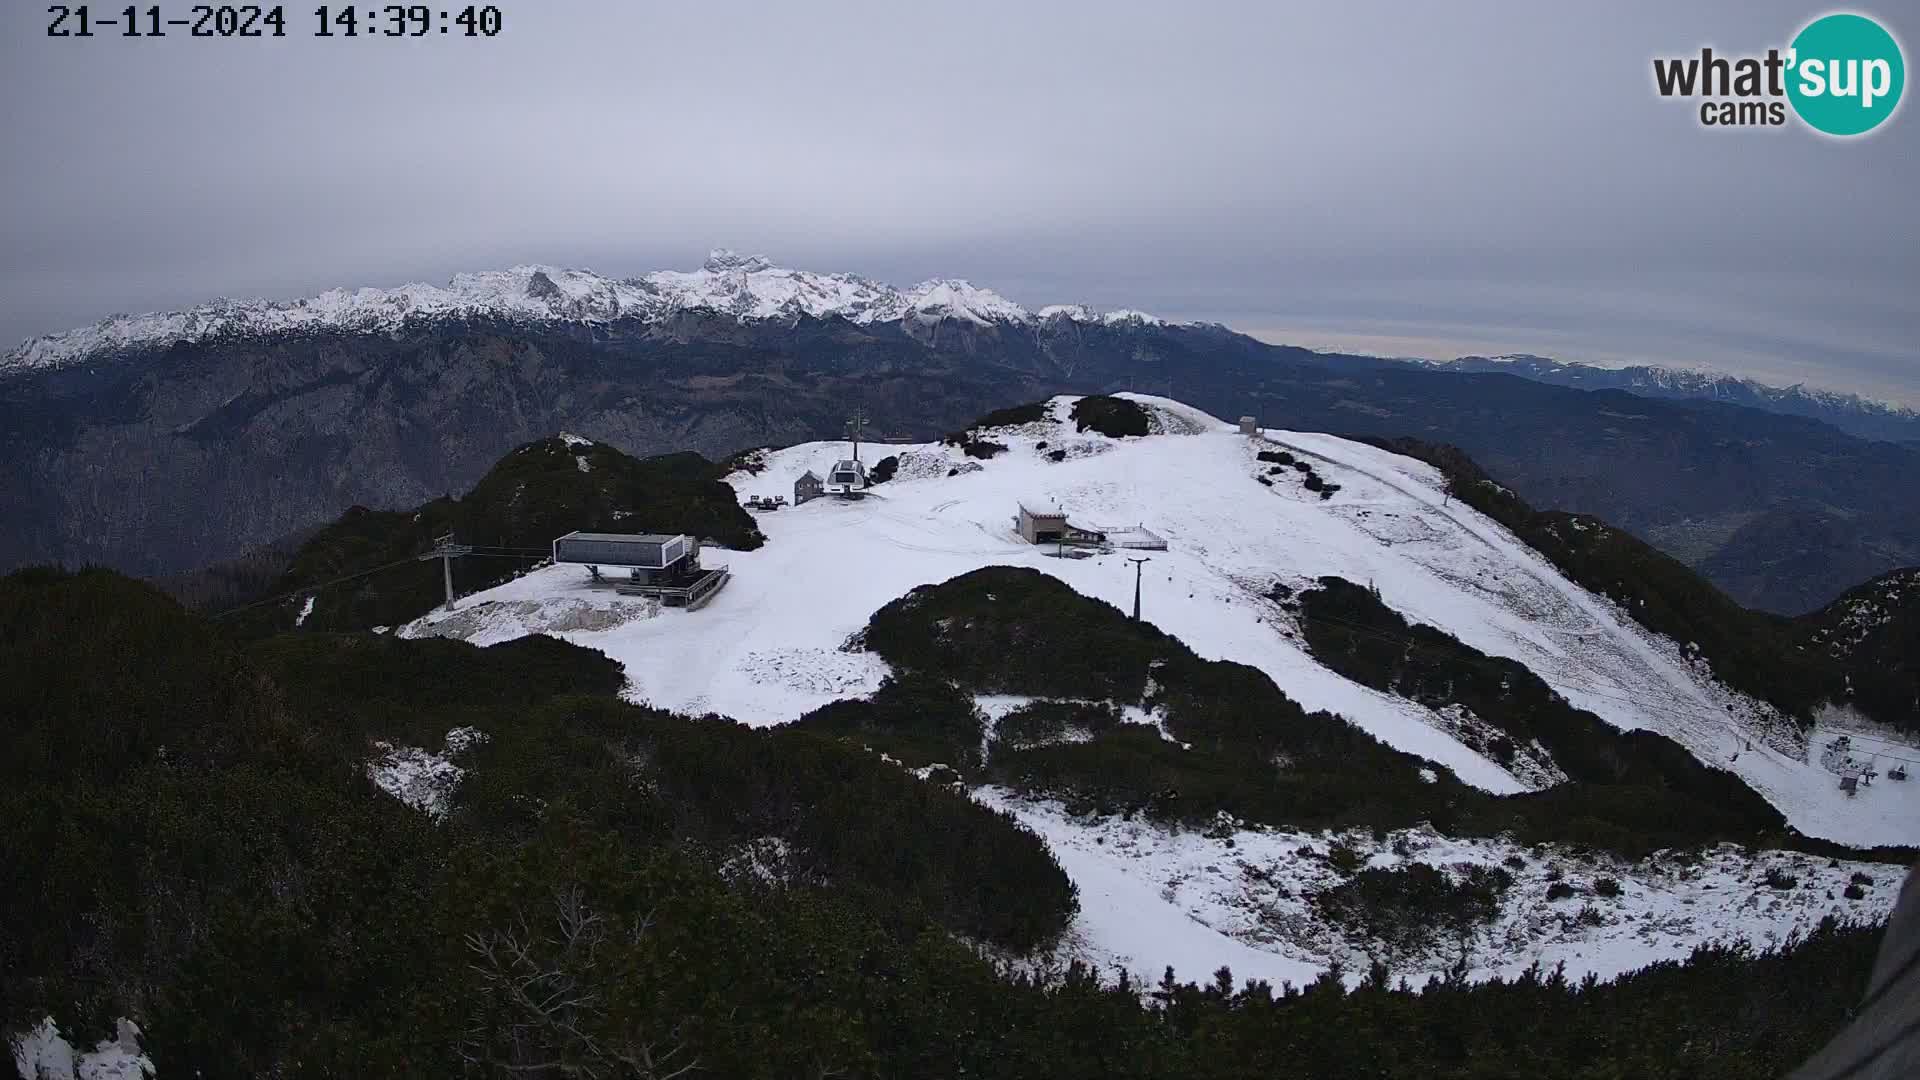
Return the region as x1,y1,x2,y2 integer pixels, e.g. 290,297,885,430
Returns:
4,1,1916,402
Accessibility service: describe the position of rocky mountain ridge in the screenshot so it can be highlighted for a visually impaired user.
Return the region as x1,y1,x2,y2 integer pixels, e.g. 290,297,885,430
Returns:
3,250,1174,375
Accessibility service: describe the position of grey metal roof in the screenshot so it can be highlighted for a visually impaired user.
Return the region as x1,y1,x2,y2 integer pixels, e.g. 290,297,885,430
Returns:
1017,503,1067,520
556,531,685,544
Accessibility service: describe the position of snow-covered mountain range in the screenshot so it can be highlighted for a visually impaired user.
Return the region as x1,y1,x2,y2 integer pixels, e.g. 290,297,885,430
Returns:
390,395,1916,989
1,250,1172,375
1435,354,1920,443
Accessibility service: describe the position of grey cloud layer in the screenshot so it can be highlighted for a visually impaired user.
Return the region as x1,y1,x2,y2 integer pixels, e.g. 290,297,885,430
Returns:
2,1,1914,400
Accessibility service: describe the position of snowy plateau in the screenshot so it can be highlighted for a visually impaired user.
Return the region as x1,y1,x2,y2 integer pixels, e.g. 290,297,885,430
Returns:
2,250,1178,374
396,395,1916,992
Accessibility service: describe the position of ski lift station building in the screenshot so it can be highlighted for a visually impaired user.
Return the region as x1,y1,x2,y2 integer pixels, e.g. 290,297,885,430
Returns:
552,531,691,574
1015,504,1106,546
550,530,730,609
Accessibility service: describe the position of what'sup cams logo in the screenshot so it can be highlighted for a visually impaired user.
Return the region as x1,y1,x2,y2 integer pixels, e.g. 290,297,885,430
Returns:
1653,11,1905,136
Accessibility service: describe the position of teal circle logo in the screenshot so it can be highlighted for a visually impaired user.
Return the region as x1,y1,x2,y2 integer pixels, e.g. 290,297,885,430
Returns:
1787,13,1905,136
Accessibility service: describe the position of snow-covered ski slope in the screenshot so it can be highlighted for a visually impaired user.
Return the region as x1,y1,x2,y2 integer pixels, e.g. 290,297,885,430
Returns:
405,395,1918,849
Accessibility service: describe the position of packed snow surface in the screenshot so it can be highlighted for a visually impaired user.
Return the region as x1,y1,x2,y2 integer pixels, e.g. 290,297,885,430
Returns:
401,393,1918,984
4,251,1176,373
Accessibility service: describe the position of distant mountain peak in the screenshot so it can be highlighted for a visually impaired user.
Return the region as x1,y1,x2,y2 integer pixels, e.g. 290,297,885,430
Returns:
900,279,1030,325
702,249,773,273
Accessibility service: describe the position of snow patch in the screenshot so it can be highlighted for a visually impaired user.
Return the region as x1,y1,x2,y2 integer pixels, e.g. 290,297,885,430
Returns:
367,727,490,820
293,595,315,627
889,449,968,482
10,1017,154,1080
719,836,803,887
1120,704,1191,750
737,647,890,698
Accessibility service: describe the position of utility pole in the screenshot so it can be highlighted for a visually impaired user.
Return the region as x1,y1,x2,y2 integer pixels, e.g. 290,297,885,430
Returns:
1128,555,1151,620
419,532,474,611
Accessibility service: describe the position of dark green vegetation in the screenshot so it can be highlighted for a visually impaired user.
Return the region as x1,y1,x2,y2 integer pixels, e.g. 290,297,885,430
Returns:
717,443,778,476
795,674,991,774
1799,569,1920,732
151,522,320,612
1313,864,1513,963
855,565,1433,838
942,399,1049,458
242,619,1078,961
1359,437,1920,736
995,700,1125,751
1070,394,1151,437
0,566,1900,1077
233,437,761,634
2,568,1075,1075
842,567,1903,861
1257,449,1339,499
965,400,1052,429
958,438,1009,460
